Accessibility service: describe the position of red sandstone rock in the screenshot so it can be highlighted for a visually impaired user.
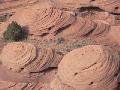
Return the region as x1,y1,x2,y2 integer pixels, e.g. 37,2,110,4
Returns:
58,45,120,90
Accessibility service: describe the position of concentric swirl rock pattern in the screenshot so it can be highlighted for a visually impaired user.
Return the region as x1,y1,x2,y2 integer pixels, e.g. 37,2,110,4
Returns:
0,42,63,89
59,17,110,40
0,42,63,73
0,0,120,89
5,3,75,36
0,42,36,72
91,20,110,37
58,45,120,90
79,11,115,25
58,17,95,39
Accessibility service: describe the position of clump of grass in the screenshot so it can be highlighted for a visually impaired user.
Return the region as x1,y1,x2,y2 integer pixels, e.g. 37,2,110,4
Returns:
55,38,96,54
28,37,96,55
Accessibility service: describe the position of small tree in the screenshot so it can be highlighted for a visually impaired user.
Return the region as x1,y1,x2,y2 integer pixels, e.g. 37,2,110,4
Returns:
3,21,25,41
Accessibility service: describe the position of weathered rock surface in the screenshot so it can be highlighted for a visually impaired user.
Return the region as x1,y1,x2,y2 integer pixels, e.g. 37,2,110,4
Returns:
58,45,120,90
0,0,120,90
52,0,120,14
58,17,110,40
0,42,63,73
0,0,39,12
50,75,75,90
51,0,91,10
1,2,75,37
92,0,120,14
0,42,63,89
79,11,115,25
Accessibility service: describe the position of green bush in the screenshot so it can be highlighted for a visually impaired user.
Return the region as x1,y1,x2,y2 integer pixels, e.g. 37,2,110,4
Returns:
3,21,25,41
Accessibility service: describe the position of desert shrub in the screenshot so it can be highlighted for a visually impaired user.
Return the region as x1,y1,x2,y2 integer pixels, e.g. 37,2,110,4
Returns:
56,37,64,44
3,21,25,41
55,38,96,54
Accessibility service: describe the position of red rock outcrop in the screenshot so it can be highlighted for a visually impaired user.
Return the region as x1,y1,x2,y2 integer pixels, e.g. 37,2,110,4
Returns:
58,17,110,40
0,42,63,89
51,0,92,10
58,45,120,90
50,75,75,90
79,11,115,25
52,0,120,14
92,0,120,14
0,2,75,37
58,17,95,39
0,0,39,12
0,42,62,73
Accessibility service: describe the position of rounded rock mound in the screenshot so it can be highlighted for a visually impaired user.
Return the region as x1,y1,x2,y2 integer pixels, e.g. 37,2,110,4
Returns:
0,42,63,73
58,45,120,90
3,2,75,37
58,17,110,40
0,42,36,72
0,42,63,89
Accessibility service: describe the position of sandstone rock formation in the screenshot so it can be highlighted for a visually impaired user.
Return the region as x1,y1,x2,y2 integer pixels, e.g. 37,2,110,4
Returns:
0,42,63,89
92,0,120,14
91,20,110,37
58,17,110,40
0,0,120,90
0,81,51,90
0,42,63,73
79,11,115,25
1,3,75,37
0,0,39,12
58,45,120,90
0,0,113,40
58,17,95,39
50,75,75,90
0,80,16,90
52,0,120,14
51,0,92,11
0,42,36,72
106,26,120,45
